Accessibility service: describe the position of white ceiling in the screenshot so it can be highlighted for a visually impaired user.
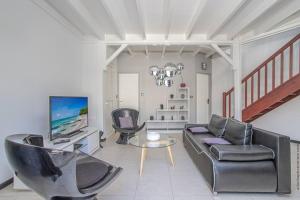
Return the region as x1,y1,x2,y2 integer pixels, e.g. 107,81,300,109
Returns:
38,0,300,55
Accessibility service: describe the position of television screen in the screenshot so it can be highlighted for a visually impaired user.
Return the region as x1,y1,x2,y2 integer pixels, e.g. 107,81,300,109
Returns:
50,96,88,140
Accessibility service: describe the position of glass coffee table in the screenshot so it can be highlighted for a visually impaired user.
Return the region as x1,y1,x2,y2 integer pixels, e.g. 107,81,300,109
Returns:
129,131,176,176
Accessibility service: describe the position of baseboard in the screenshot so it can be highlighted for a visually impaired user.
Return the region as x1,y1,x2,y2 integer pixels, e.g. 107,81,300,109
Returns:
0,178,13,190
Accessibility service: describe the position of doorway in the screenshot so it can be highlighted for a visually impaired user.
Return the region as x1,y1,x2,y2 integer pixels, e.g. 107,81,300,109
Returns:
118,73,139,110
196,73,210,123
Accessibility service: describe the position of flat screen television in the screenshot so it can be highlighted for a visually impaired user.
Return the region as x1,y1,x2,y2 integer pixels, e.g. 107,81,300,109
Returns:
49,96,88,141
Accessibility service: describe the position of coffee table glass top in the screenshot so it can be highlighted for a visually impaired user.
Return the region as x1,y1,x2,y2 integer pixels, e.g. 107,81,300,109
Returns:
129,132,176,148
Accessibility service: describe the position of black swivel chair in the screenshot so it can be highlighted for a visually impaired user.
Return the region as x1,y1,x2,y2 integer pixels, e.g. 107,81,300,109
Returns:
5,134,122,200
112,108,145,144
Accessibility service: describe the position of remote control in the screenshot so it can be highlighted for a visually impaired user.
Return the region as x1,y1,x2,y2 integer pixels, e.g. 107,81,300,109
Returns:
53,138,71,145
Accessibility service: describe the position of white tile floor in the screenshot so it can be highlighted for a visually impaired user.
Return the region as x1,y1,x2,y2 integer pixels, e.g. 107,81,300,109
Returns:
1,133,300,200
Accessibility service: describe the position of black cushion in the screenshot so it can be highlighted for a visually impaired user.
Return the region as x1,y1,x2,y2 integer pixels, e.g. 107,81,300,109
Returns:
207,114,227,137
76,157,112,189
224,118,252,145
210,144,275,161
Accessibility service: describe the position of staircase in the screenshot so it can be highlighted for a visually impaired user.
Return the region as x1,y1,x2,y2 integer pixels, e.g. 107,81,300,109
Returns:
223,33,300,122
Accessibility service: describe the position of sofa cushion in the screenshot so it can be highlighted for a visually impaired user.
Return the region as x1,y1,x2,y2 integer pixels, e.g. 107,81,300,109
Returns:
188,126,209,134
76,156,112,189
224,118,252,145
207,114,227,137
210,144,275,161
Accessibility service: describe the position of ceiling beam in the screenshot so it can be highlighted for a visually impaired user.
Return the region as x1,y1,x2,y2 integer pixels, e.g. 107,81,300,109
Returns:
30,0,84,39
205,51,216,58
179,46,185,56
145,46,149,57
98,0,125,40
193,47,202,56
162,46,166,58
208,0,247,39
247,0,300,36
106,44,128,66
135,0,147,39
211,44,233,66
241,20,300,45
162,0,173,40
227,0,279,39
66,0,104,39
127,47,134,56
185,0,208,40
104,40,233,46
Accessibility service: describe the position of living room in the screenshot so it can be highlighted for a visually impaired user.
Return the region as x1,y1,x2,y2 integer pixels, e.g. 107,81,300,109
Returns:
1,0,300,200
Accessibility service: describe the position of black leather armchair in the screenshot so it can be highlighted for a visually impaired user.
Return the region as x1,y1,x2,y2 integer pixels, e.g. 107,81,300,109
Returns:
5,134,122,200
112,108,145,144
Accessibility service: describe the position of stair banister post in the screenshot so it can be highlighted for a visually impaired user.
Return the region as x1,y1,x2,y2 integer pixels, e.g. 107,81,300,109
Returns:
233,39,242,121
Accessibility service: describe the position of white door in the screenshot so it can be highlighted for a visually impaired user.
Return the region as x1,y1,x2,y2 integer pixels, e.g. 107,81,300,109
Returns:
197,73,209,123
118,73,139,110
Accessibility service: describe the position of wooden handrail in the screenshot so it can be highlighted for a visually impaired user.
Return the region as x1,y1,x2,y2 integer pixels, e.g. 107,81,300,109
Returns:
241,33,300,83
223,33,300,118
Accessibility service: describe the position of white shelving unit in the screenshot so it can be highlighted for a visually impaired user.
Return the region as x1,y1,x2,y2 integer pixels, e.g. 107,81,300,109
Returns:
146,87,190,133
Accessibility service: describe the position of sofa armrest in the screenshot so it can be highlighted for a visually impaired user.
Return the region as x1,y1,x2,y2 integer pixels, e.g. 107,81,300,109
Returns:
210,145,275,161
252,128,291,193
184,123,208,129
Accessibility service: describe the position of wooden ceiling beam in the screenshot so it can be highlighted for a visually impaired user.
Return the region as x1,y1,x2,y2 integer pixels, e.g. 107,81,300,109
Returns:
208,0,247,39
135,0,147,39
211,43,233,65
162,46,166,57
179,46,185,56
98,0,125,40
227,0,279,39
184,0,208,40
66,0,104,40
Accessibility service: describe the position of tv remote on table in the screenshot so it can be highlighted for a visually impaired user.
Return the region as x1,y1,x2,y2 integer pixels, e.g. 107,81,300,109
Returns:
53,138,71,145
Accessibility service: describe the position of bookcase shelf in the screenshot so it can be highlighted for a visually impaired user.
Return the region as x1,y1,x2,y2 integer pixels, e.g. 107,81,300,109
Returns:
146,87,190,133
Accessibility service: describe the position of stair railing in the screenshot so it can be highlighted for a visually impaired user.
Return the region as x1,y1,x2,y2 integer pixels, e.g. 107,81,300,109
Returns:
223,33,300,119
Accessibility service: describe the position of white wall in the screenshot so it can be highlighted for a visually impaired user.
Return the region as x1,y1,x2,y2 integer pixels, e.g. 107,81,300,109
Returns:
241,28,300,141
211,57,233,116
0,0,105,183
117,53,211,123
81,42,106,131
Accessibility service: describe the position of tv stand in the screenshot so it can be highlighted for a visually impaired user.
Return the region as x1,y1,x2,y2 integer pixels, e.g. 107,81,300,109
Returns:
13,127,100,190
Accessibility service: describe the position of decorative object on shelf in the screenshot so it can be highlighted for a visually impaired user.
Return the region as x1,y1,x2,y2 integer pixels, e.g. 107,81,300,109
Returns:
181,94,185,99
170,94,174,99
180,82,186,88
201,62,208,70
160,104,164,110
149,63,184,87
171,116,174,120
161,115,165,120
181,116,185,120
180,106,184,110
170,106,175,110
150,116,154,120
147,131,160,141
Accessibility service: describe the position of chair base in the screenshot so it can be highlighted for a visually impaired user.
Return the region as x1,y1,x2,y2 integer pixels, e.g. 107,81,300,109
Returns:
116,133,135,144
116,133,130,144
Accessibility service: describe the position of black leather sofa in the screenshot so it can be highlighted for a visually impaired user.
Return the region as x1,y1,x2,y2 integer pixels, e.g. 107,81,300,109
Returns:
183,115,291,194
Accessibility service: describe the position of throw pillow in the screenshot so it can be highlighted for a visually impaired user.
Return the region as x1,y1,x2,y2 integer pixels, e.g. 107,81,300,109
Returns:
207,114,228,137
223,118,253,145
188,127,209,134
119,116,134,128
